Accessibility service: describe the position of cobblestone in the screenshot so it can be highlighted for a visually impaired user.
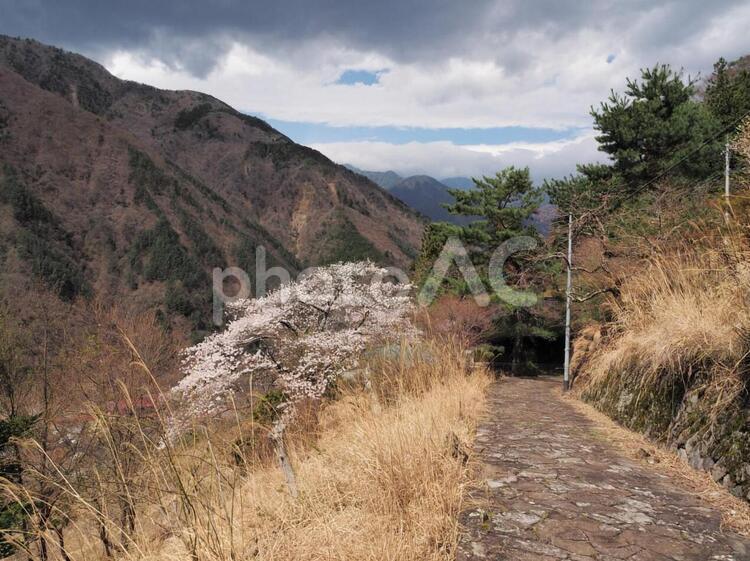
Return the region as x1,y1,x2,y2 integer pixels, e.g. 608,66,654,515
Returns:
457,377,750,560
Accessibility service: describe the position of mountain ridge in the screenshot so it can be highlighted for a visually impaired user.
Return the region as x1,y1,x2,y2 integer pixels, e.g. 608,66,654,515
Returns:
0,35,423,331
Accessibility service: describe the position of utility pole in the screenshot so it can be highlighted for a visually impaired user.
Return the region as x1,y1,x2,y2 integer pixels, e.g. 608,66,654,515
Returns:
725,138,731,219
563,212,572,392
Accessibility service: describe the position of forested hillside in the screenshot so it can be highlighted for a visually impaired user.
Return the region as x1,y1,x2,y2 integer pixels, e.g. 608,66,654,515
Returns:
0,36,423,334
548,61,750,501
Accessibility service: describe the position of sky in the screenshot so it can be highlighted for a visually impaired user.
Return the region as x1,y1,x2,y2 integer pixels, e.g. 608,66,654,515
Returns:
2,0,750,180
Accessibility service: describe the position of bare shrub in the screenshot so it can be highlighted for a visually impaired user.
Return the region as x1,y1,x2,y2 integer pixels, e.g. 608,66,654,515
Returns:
418,294,495,348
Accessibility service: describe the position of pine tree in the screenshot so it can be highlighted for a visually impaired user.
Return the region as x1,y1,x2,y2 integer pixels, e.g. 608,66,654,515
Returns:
705,57,750,129
591,64,722,188
441,166,545,374
444,166,541,253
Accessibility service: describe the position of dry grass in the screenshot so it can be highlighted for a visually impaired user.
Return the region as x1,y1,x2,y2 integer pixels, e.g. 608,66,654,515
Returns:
574,230,750,409
569,226,750,526
566,394,750,536
8,338,491,561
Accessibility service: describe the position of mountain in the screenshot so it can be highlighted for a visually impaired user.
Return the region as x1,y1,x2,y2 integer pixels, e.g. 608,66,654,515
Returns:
344,166,466,223
346,164,473,224
440,176,475,190
344,168,475,225
345,165,559,235
0,36,423,332
389,175,473,225
530,201,557,236
345,165,403,190
346,166,475,194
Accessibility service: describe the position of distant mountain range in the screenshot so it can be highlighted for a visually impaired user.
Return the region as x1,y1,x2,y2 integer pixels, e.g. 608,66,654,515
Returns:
345,166,556,233
440,176,476,190
389,175,475,225
344,166,404,190
346,165,474,192
345,166,474,225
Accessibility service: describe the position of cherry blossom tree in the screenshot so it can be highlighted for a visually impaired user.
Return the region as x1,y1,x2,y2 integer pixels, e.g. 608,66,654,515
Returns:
172,261,415,444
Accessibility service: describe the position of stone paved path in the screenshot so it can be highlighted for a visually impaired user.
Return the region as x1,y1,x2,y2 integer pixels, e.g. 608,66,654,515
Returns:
456,377,750,560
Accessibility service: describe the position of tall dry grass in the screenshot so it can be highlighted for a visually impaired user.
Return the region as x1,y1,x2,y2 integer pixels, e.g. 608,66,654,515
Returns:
574,228,750,411
4,338,490,561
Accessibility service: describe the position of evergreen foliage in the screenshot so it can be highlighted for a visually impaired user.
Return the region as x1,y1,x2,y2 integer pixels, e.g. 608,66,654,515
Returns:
0,167,88,300
174,103,212,130
705,57,750,129
544,164,616,216
130,219,206,289
414,166,547,371
317,213,384,265
177,208,224,267
444,166,541,251
128,148,173,211
129,219,211,328
591,64,723,188
413,222,463,288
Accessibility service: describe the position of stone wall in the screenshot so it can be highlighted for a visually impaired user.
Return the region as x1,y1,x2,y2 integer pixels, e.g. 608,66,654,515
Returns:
578,369,750,502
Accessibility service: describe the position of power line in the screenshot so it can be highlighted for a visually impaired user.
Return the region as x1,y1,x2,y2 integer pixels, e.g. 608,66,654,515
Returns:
610,108,750,211
560,120,742,388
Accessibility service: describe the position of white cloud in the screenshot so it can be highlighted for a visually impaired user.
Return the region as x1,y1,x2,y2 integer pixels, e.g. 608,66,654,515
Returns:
95,0,750,177
311,133,605,181
102,0,750,132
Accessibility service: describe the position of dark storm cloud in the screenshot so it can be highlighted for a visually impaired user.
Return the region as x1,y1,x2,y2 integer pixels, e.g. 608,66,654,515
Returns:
0,0,746,76
0,0,496,74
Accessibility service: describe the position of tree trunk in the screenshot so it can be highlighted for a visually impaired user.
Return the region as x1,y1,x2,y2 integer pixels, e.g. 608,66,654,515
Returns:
511,327,523,375
273,431,299,499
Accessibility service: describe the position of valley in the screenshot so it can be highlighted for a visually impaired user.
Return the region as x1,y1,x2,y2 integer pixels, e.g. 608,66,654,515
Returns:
1,6,750,561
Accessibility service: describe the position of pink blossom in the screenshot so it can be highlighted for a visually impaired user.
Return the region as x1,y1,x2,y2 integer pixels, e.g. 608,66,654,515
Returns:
172,262,416,423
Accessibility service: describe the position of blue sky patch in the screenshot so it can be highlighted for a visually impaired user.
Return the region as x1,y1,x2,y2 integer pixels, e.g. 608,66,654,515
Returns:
606,53,616,64
263,118,583,146
336,69,383,86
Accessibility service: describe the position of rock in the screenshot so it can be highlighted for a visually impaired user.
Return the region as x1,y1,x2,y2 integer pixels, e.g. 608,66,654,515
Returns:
468,509,491,523
684,434,699,453
689,448,703,470
470,542,487,558
712,463,728,483
487,475,517,489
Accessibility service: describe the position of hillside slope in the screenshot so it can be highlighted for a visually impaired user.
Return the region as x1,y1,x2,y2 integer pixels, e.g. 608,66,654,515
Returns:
389,175,467,224
0,36,423,329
